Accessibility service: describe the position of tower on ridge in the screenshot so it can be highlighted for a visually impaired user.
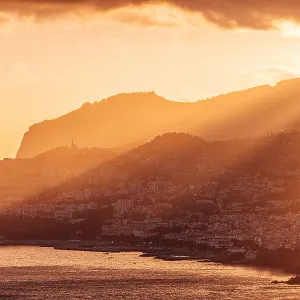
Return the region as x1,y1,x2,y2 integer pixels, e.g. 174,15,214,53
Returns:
71,138,77,149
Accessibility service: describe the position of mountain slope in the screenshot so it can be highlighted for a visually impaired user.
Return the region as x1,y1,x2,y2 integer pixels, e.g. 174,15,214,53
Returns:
0,146,118,202
36,131,300,204
17,92,193,158
17,79,300,158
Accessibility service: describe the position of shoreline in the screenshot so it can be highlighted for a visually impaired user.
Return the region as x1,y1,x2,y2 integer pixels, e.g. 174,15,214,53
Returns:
0,240,296,275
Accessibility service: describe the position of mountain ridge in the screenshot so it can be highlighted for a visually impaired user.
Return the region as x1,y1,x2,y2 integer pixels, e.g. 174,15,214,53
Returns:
17,78,300,159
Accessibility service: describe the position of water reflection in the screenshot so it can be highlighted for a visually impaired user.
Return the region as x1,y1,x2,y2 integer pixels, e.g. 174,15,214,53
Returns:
0,246,298,299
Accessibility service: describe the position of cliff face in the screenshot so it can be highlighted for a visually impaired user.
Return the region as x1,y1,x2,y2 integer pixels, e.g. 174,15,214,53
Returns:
16,79,300,158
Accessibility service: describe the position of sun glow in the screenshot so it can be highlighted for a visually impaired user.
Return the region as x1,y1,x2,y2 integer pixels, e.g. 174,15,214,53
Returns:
277,20,300,38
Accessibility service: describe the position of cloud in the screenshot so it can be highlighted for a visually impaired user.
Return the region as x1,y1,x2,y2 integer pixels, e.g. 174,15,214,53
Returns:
0,1,300,30
111,8,178,28
0,13,12,24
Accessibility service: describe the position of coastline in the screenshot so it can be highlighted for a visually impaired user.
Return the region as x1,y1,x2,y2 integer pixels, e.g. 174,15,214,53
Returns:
0,240,296,275
0,240,216,260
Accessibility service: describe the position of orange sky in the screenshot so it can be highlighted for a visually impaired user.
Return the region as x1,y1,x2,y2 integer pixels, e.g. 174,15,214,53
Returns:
1,3,300,158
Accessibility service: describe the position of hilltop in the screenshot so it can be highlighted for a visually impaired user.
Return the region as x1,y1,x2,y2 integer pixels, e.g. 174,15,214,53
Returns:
17,92,192,158
17,78,300,158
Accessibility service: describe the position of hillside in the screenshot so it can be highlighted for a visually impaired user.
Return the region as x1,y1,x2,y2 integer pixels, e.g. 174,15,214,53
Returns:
0,146,118,202
32,131,300,204
17,92,192,159
4,131,300,205
17,78,300,158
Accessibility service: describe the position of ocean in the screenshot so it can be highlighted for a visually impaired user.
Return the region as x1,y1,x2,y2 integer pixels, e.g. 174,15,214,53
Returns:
0,246,298,299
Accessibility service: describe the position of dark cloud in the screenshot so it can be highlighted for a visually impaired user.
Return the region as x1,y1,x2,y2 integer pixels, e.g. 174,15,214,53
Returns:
0,1,300,29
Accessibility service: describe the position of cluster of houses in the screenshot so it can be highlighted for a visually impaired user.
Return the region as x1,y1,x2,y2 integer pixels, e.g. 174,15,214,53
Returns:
1,169,299,253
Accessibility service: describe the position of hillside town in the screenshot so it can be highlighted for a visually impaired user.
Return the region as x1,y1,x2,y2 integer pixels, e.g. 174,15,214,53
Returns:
1,133,300,267
0,169,299,259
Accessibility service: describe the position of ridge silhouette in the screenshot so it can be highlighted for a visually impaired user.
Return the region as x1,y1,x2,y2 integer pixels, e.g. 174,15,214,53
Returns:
17,78,300,159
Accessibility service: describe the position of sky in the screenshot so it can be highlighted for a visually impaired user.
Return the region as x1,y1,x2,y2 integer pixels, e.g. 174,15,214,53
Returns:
1,1,300,158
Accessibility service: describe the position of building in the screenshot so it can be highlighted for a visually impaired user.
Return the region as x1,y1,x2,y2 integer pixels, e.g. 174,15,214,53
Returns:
54,210,73,220
113,199,133,215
